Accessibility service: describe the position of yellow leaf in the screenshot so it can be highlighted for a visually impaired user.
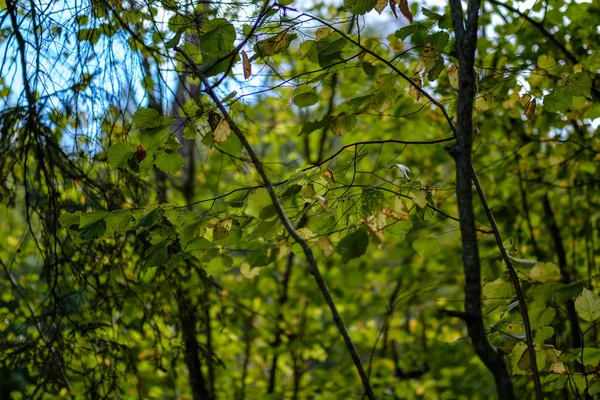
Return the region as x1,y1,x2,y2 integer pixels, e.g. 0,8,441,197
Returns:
257,31,287,56
315,27,332,40
375,0,388,14
240,262,261,279
409,78,421,101
317,236,335,258
212,119,231,144
448,63,458,89
475,93,492,111
241,50,251,80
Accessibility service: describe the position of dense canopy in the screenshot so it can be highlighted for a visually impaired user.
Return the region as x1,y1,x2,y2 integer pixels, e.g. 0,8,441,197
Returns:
1,0,600,398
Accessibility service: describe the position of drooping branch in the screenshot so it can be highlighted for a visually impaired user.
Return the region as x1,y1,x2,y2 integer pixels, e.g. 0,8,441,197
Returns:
172,47,375,398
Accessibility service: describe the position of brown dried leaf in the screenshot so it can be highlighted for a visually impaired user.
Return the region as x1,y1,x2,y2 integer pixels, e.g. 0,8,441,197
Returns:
518,93,532,106
212,119,231,144
208,111,222,131
390,0,398,18
323,167,336,183
136,144,147,163
241,50,251,80
525,98,536,120
409,78,421,101
398,0,413,24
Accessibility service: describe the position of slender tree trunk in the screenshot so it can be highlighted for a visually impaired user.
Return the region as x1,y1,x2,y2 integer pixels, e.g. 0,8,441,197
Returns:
448,1,515,398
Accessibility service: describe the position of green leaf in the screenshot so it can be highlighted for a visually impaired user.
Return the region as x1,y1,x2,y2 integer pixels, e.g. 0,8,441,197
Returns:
361,62,377,76
140,127,169,152
293,91,319,108
185,237,214,252
344,0,377,15
106,210,132,233
424,31,449,50
107,142,135,169
564,72,591,97
204,254,234,276
387,220,413,237
301,116,333,135
555,281,584,303
330,113,357,136
544,89,572,113
426,55,445,81
413,237,441,257
137,209,161,229
80,211,109,228
79,219,107,241
580,347,600,366
395,25,420,40
144,245,169,269
360,188,384,218
154,150,185,174
133,108,162,129
59,211,82,228
575,288,600,321
337,228,369,262
245,189,273,220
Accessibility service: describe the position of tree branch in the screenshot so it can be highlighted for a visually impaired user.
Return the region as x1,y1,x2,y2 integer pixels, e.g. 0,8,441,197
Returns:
172,52,375,397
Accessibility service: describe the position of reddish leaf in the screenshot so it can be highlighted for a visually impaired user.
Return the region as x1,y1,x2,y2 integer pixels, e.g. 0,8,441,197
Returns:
398,0,413,24
136,144,147,163
390,0,398,18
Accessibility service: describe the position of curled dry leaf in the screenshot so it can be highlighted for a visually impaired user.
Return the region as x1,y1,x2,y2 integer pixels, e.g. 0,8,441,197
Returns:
136,144,147,163
375,0,388,14
208,111,222,131
316,27,332,40
518,93,532,106
448,63,459,89
525,98,536,120
315,194,328,210
213,119,231,144
390,0,398,18
409,78,421,101
323,167,336,183
398,0,413,24
241,50,251,80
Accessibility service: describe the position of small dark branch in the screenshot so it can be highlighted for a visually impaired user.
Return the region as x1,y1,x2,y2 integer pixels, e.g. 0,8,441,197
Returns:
1,258,71,390
268,252,295,394
448,1,519,399
171,57,376,397
237,316,253,400
294,12,457,134
517,167,541,259
471,164,541,400
316,73,338,164
542,194,584,349
203,282,216,399
176,287,211,400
